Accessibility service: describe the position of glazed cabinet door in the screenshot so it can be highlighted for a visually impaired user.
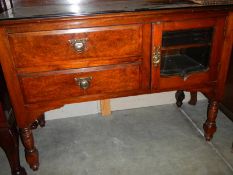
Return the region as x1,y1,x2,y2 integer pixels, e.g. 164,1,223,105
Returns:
151,18,225,91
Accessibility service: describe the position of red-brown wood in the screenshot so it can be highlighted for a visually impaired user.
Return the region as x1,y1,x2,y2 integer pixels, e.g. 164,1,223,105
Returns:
151,22,163,90
0,4,232,170
202,12,233,141
216,12,233,101
9,25,142,68
0,28,28,127
203,100,219,141
19,63,141,103
158,72,211,90
19,127,39,171
0,103,27,175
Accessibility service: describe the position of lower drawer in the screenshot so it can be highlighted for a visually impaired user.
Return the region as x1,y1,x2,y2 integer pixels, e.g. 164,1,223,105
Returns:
19,64,141,104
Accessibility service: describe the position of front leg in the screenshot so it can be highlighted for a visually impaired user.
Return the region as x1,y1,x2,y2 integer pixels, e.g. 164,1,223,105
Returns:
19,127,39,171
203,100,219,141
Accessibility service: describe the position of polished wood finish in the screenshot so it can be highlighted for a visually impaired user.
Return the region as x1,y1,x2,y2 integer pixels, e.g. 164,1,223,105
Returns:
0,1,232,171
203,101,219,141
19,127,39,171
19,64,141,103
216,12,233,100
9,25,142,68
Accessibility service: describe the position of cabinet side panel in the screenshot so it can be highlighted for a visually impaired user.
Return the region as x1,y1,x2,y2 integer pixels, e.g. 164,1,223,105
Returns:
0,28,28,127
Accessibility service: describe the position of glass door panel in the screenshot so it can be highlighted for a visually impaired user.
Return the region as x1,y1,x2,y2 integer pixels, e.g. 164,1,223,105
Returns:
161,28,213,77
151,18,225,90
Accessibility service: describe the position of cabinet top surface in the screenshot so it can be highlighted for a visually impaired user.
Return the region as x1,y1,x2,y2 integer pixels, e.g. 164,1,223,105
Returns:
0,0,232,21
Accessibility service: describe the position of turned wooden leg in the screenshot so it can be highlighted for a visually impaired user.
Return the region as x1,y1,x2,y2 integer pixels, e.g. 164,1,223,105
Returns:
19,127,39,171
175,90,185,107
203,101,219,141
31,114,46,130
189,92,197,105
0,126,27,175
0,102,27,175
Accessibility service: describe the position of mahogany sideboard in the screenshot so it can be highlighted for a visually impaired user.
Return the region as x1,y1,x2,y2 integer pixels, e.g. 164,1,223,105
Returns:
0,0,232,172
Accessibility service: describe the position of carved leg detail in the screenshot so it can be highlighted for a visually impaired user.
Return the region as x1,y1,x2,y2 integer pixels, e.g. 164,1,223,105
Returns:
203,101,219,141
189,92,197,106
31,114,45,130
19,128,39,171
175,90,185,107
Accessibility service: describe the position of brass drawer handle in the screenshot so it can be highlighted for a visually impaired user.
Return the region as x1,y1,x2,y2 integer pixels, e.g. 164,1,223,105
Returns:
74,76,92,90
69,38,88,53
152,46,161,67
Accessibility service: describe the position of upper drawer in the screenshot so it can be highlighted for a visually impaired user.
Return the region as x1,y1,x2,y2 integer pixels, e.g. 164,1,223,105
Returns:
9,25,142,68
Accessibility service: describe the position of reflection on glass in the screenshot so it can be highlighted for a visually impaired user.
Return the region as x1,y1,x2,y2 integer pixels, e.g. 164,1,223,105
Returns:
160,28,213,77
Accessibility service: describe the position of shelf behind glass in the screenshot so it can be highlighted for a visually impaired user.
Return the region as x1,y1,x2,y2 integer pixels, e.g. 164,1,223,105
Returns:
160,54,208,77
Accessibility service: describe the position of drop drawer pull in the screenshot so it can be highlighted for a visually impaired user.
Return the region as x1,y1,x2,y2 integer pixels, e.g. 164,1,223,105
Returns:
69,38,88,53
74,76,92,90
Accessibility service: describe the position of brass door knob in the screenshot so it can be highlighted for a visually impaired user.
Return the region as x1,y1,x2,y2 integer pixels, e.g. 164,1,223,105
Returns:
69,38,87,53
74,77,92,90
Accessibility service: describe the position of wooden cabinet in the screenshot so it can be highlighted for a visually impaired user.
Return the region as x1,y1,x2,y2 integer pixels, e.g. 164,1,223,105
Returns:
0,1,232,172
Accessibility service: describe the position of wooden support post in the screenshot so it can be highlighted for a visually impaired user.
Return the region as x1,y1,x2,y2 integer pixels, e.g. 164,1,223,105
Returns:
100,99,111,117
